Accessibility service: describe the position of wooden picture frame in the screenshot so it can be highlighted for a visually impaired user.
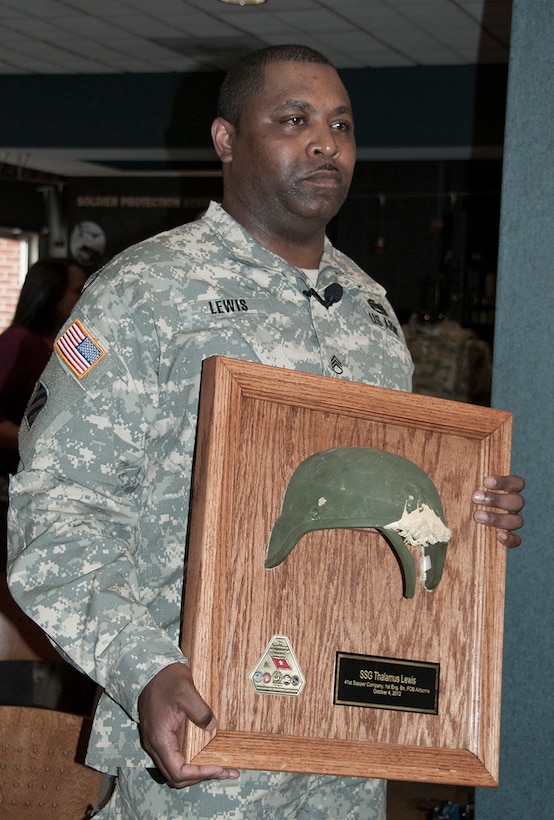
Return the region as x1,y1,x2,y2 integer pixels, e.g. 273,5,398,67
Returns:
179,356,512,786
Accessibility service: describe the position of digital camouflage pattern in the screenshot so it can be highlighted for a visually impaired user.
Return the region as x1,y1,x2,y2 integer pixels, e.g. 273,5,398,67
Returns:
8,202,413,818
103,768,386,819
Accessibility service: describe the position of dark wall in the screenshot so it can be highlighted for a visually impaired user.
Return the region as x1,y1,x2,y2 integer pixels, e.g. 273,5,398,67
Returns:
0,64,507,152
0,63,508,332
63,158,502,342
329,159,502,331
64,175,223,269
0,178,45,232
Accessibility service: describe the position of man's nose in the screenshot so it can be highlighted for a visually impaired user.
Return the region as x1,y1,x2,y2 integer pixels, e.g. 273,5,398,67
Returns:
308,128,339,157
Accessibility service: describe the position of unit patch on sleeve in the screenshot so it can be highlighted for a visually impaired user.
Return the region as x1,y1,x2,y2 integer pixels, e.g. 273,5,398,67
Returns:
55,318,106,378
24,380,48,429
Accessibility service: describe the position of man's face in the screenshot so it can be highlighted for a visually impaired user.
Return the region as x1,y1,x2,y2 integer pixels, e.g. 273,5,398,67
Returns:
218,61,356,239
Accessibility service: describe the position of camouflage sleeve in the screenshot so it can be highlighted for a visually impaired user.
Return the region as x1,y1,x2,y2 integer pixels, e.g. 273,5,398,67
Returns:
7,273,187,722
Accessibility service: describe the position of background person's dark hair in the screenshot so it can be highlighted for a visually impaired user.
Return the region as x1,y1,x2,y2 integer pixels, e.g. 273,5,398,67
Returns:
11,257,78,337
216,44,332,129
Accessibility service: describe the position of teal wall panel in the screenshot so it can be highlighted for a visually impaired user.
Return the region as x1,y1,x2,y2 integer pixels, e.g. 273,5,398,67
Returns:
476,1,554,816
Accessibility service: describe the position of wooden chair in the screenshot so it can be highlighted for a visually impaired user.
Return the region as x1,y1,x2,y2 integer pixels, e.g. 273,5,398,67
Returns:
0,706,104,819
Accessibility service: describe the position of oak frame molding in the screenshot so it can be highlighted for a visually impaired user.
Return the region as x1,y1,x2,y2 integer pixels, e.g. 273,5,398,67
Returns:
179,356,512,786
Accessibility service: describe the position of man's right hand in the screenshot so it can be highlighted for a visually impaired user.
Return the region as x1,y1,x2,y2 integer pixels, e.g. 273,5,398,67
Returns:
138,662,240,789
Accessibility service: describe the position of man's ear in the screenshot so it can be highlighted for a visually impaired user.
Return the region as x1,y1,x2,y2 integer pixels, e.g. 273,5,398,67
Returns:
211,117,235,163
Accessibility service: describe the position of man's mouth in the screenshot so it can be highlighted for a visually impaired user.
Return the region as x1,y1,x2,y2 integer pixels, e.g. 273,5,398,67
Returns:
303,166,342,188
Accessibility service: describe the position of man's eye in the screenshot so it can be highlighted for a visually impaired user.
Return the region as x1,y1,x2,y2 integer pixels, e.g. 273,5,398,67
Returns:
287,116,305,125
332,121,351,131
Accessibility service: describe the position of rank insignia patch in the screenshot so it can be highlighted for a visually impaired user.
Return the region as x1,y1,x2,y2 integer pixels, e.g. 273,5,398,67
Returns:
55,318,105,378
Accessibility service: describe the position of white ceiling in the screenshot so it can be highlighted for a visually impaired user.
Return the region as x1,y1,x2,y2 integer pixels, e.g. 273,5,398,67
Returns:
0,0,512,178
0,0,512,74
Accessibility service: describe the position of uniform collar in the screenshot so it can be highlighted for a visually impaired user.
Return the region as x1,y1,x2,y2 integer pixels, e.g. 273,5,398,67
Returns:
203,200,386,296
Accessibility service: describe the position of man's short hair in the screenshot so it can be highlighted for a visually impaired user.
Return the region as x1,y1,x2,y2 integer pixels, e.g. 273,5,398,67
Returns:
216,44,333,129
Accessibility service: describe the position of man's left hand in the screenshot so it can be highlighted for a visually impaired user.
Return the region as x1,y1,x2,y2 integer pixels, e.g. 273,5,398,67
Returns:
472,474,525,548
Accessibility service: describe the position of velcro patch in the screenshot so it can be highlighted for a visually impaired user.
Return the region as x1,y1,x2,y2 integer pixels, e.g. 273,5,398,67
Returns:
55,318,105,378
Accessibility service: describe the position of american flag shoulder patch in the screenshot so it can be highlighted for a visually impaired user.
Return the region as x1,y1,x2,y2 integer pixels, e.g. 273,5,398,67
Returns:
55,318,106,379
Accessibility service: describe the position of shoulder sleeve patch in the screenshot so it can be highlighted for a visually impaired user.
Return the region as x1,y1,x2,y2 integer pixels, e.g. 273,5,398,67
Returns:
55,318,106,378
24,380,48,429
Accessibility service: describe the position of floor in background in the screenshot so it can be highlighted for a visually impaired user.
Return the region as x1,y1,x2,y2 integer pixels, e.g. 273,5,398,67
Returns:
387,780,474,819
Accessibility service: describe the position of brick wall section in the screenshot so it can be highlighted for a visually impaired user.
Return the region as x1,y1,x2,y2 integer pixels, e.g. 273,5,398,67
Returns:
0,237,24,332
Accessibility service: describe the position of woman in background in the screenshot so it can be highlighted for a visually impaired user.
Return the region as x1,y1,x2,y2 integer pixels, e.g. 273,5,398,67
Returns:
0,257,86,568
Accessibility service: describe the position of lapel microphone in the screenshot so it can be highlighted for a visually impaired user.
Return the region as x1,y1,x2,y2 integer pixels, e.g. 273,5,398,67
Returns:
303,282,344,309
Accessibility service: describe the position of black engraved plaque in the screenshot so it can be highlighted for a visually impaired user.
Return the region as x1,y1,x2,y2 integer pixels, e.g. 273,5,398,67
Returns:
334,652,440,714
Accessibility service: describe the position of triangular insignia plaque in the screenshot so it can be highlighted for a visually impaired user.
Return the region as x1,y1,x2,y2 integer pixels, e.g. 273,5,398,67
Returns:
250,634,305,697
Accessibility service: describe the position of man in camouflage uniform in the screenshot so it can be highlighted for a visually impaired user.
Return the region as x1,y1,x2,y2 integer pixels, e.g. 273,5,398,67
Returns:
7,46,524,819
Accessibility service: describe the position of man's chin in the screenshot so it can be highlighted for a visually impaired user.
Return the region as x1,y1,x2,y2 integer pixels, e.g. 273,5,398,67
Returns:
295,190,348,221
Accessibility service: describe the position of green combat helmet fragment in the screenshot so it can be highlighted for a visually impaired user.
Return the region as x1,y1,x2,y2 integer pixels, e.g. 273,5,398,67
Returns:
265,447,451,598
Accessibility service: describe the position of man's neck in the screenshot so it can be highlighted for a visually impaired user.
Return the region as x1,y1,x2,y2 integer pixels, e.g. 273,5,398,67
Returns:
221,200,326,269
258,232,325,269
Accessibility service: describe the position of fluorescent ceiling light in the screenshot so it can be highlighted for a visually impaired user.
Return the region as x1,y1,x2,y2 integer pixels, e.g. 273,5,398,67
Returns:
219,0,267,5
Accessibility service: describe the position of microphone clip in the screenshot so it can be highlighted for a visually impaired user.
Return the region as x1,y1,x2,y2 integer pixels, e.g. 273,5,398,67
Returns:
302,282,343,310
